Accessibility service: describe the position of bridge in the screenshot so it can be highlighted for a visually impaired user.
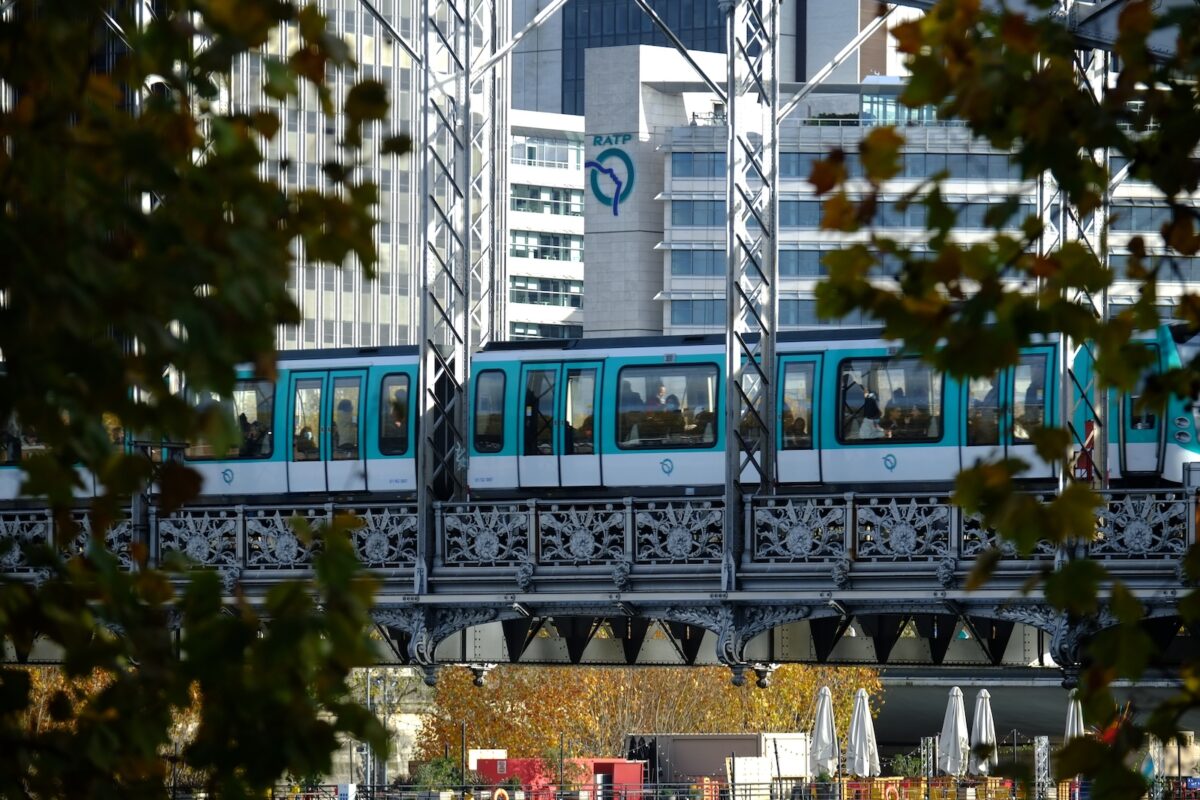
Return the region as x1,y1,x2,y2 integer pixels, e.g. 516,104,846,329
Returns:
1,0,1189,687
1,486,1191,685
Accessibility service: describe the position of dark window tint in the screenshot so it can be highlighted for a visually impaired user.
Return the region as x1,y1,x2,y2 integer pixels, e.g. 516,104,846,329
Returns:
617,364,719,449
781,362,815,450
838,358,942,444
1013,354,1047,442
332,377,361,460
966,375,1000,446
186,380,275,461
473,371,506,453
292,379,322,461
380,374,410,455
523,369,557,456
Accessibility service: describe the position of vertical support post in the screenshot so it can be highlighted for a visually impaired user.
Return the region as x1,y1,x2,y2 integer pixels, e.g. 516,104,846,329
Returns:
469,0,509,347
721,0,778,593
416,0,506,594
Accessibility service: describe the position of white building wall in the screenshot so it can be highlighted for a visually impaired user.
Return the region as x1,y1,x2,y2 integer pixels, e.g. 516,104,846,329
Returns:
508,110,587,339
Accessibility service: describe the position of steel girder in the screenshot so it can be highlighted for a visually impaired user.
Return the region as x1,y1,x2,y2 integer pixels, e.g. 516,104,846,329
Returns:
414,0,507,595
721,0,779,596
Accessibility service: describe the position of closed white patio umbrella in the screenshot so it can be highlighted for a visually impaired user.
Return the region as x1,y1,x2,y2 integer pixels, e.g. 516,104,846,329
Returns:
845,688,881,778
938,686,970,777
810,686,840,778
969,689,999,776
1064,689,1086,743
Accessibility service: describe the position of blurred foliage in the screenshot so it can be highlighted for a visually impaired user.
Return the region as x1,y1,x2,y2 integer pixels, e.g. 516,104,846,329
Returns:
0,0,407,795
812,0,1200,798
416,663,881,765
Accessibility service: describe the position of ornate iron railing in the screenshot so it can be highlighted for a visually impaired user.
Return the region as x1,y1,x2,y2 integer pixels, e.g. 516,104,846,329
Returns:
0,490,1192,584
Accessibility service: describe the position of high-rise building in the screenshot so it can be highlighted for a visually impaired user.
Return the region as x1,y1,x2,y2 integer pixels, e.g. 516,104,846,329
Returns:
228,0,417,351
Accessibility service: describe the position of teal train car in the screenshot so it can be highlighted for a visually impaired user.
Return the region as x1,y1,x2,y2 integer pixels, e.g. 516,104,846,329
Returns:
181,346,418,499
466,326,1198,495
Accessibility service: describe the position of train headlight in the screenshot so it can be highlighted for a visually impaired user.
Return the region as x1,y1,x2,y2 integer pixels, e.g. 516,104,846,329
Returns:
1176,431,1193,444
1176,416,1191,429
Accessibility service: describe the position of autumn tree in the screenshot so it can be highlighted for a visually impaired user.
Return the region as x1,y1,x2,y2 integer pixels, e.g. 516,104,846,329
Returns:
415,665,882,767
0,0,401,795
812,0,1200,797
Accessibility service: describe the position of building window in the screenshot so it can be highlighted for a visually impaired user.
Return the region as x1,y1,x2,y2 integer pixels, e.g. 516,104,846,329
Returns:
510,134,584,169
508,322,584,339
509,230,584,262
670,200,725,227
509,276,584,308
671,249,723,276
672,152,726,178
511,184,584,216
670,299,726,326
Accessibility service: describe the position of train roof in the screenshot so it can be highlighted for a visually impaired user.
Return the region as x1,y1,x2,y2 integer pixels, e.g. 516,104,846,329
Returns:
277,345,420,360
479,327,890,354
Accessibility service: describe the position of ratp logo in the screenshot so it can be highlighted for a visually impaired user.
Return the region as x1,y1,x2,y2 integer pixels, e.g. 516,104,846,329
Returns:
586,138,635,217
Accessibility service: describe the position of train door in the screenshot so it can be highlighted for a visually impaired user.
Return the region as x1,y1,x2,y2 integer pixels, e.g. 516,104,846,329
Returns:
962,371,1008,468
777,355,821,483
287,370,368,493
1009,350,1055,479
559,362,600,489
518,364,560,488
327,370,367,492
561,362,602,487
1121,344,1163,475
288,372,327,493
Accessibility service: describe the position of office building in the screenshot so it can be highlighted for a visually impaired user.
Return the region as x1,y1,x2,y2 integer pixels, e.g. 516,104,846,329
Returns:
580,45,1189,337
228,0,416,351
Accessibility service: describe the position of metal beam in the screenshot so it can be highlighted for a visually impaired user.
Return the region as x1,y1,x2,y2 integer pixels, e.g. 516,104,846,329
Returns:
722,0,779,597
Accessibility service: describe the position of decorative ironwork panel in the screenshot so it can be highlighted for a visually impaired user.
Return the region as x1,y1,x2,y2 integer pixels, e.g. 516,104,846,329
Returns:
0,510,52,574
752,496,848,562
442,503,530,566
1092,491,1189,558
343,506,419,569
68,512,135,571
635,500,723,564
245,507,327,570
158,508,240,570
855,496,950,561
537,502,626,565
961,506,1056,560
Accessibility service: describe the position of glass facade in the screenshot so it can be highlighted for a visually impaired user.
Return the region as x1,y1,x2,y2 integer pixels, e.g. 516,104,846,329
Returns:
231,0,415,349
510,276,585,307
510,322,585,339
561,0,725,115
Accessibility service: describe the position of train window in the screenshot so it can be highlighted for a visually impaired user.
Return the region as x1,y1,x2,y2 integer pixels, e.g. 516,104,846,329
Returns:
966,375,1000,446
524,369,557,455
781,363,814,450
332,377,361,460
185,380,275,460
1013,355,1047,442
0,417,50,464
292,379,322,461
565,368,596,455
473,370,505,453
617,364,719,450
379,374,409,456
838,358,942,443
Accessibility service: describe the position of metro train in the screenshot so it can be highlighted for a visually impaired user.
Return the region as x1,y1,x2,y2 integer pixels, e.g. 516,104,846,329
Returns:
0,326,1196,502
467,324,1198,494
